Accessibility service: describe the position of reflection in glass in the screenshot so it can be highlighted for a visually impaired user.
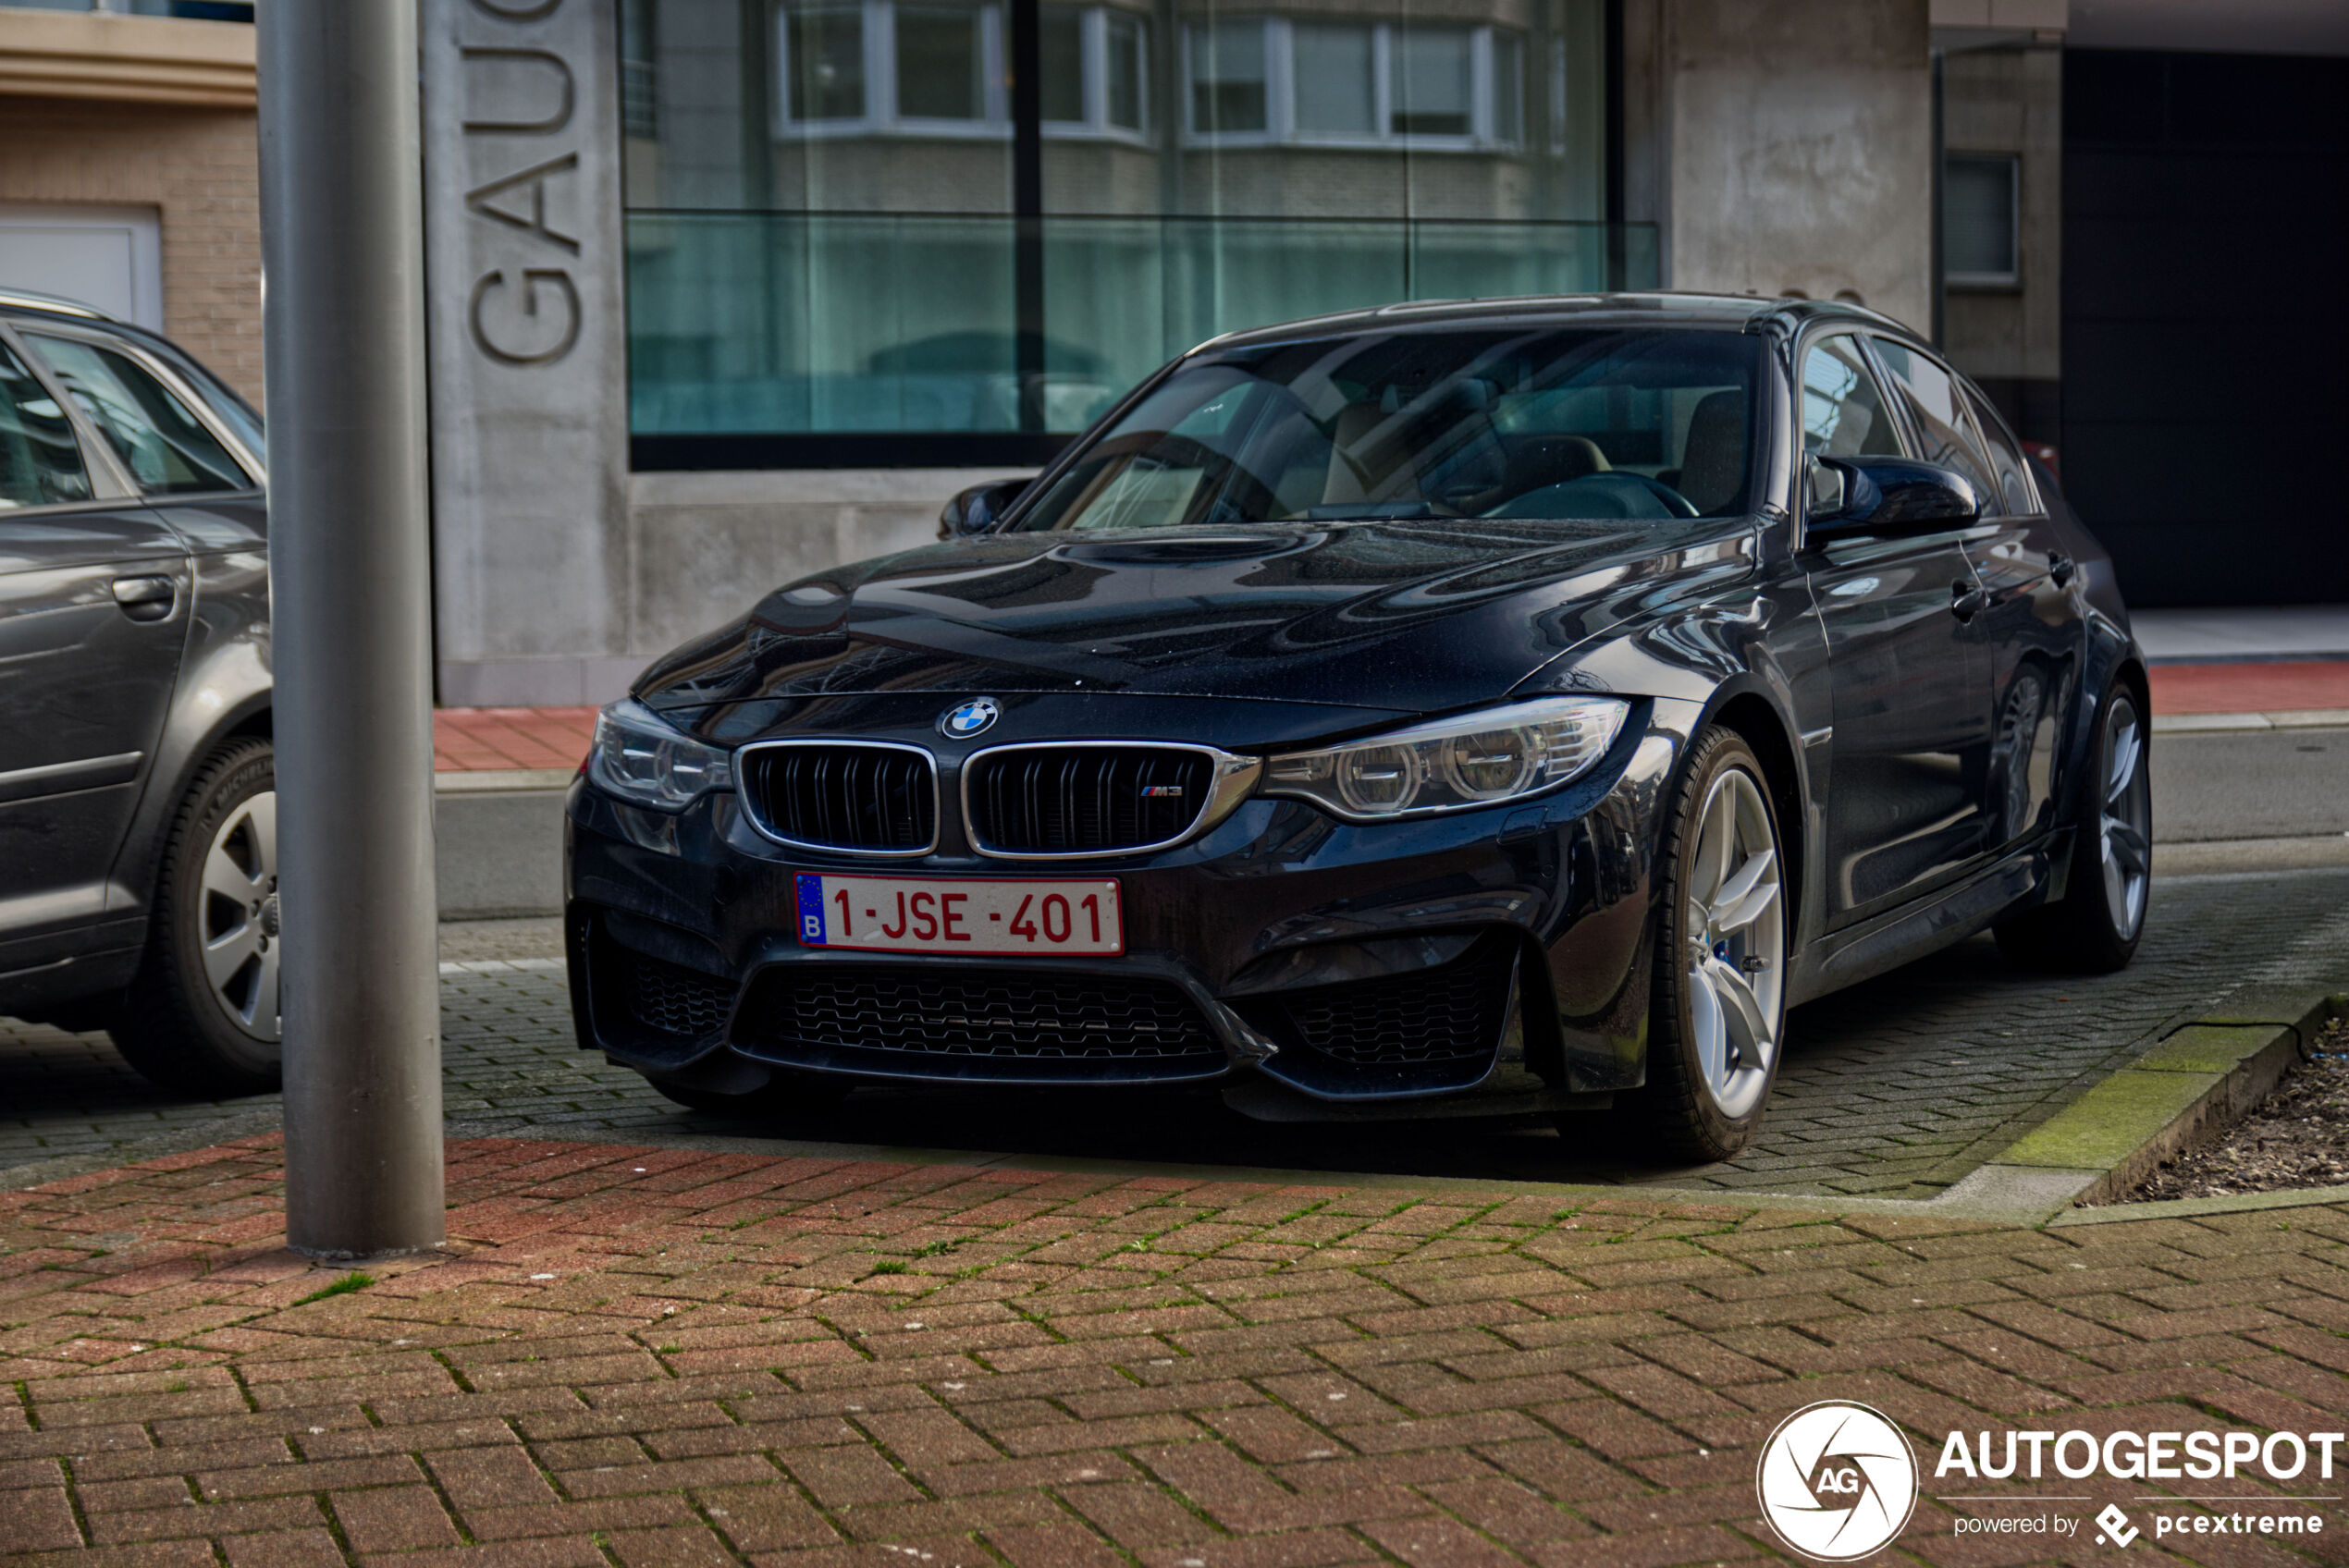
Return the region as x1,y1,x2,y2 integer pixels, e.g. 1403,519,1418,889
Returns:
1393,28,1470,137
1190,20,1268,134
783,5,865,121
1293,24,1374,138
1040,5,1084,121
625,0,1638,443
1105,11,1144,129
896,3,990,119
1015,327,1765,530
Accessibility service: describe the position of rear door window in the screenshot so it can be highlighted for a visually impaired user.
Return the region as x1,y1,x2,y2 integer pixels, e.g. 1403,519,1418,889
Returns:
0,338,93,508
21,334,250,496
1962,386,2038,517
1871,339,1996,498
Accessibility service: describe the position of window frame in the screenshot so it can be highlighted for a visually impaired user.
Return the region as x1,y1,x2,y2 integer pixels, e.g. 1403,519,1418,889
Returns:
773,0,1151,145
1180,16,1528,152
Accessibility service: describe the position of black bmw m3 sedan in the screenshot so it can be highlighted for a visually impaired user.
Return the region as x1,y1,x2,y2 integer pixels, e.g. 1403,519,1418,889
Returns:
566,293,2148,1160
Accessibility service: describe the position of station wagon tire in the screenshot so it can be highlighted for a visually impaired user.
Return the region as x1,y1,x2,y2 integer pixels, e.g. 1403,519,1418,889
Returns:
109,738,284,1096
1993,684,2149,974
1622,726,1789,1163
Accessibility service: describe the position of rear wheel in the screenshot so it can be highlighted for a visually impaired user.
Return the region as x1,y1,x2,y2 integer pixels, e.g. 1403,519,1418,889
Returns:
1993,685,2149,973
110,739,283,1096
1617,727,1789,1163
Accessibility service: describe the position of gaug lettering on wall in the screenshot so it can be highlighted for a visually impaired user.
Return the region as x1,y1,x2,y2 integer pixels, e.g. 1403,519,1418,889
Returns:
461,0,581,366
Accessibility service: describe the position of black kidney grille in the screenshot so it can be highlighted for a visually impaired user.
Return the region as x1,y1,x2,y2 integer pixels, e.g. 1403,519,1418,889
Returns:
627,951,736,1038
967,746,1214,853
760,967,1220,1060
1252,937,1514,1066
747,744,934,852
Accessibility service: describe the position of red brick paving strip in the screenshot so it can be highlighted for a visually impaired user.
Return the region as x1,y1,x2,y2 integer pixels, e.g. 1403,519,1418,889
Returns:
433,710,597,774
1,1138,2344,1566
2146,660,2349,717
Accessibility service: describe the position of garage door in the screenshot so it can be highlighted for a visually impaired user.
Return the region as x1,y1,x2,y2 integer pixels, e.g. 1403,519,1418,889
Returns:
0,204,164,329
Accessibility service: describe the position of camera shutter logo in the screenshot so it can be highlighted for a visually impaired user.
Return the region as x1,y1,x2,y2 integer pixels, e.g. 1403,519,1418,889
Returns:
940,697,1000,738
1755,1401,1919,1561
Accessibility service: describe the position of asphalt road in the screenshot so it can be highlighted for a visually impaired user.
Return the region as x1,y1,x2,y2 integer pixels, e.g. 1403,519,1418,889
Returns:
2153,724,2349,843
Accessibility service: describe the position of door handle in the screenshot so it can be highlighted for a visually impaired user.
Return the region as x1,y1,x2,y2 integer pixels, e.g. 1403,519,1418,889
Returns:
1949,580,1989,622
111,575,177,623
2048,551,2076,588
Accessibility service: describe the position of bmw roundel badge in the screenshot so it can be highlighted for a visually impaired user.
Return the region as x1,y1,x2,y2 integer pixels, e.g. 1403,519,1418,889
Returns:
940,696,1000,739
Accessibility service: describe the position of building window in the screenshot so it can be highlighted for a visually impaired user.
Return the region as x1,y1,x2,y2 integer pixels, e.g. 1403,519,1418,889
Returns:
781,4,868,122
1187,18,1523,148
1103,11,1145,130
777,0,1146,137
1189,19,1269,135
1392,28,1470,136
895,1,996,121
1945,153,2020,288
1293,23,1374,137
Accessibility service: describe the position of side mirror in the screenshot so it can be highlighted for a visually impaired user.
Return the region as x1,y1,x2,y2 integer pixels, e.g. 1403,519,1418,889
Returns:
940,477,1031,540
1807,455,1979,539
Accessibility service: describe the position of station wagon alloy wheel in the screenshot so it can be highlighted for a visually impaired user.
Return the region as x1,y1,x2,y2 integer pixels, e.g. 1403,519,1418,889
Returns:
201,790,280,1041
1683,766,1784,1120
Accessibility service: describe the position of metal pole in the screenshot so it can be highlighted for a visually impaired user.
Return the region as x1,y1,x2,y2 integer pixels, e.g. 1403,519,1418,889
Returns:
259,0,446,1259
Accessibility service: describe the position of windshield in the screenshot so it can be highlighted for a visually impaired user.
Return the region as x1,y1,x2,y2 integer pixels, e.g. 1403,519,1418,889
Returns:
1015,325,1764,532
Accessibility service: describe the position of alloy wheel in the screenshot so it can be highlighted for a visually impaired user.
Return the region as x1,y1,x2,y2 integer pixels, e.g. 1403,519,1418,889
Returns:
1683,766,1785,1120
2098,695,2151,938
199,789,280,1041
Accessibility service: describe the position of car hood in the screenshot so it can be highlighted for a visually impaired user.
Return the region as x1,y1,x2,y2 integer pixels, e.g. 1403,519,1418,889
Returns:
633,517,1755,718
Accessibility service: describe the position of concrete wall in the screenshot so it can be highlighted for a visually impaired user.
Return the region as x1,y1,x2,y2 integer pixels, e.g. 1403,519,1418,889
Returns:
0,97,261,400
626,468,1033,663
1651,0,1935,333
1941,42,2062,440
421,0,633,709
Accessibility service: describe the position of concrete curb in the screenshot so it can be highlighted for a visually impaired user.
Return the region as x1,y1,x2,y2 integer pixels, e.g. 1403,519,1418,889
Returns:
1961,989,2343,1217
2153,709,2349,733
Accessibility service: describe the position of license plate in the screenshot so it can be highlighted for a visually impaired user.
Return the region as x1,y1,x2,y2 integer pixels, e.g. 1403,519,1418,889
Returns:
794,874,1124,956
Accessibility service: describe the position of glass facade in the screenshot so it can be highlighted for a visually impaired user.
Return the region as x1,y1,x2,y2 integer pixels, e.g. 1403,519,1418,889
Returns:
621,0,1652,458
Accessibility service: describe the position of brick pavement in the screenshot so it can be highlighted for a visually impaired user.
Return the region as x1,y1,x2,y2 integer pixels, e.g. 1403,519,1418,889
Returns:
2,1137,2346,1567
6,871,2349,1201
435,711,596,774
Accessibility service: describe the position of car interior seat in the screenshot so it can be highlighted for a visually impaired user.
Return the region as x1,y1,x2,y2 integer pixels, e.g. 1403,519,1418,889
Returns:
1675,388,1749,514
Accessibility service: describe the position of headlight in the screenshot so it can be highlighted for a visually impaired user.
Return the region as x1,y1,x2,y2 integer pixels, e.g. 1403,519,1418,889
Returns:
1261,696,1629,822
586,698,733,811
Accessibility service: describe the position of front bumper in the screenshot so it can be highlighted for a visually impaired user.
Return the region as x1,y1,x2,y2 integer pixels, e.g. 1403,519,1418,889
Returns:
564,697,1687,1121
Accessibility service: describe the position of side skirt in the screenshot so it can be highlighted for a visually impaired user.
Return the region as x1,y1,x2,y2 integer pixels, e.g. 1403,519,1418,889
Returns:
1787,827,2071,1007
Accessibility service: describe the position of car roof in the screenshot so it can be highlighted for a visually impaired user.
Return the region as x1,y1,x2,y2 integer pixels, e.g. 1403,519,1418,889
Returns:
1201,290,1925,352
0,287,119,324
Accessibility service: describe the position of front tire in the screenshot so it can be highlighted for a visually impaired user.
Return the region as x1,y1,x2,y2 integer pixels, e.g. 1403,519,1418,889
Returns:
1623,727,1790,1163
1993,684,2149,974
110,738,283,1096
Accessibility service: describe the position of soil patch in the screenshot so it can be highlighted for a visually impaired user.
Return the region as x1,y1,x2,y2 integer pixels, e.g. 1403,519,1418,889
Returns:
2121,1015,2349,1201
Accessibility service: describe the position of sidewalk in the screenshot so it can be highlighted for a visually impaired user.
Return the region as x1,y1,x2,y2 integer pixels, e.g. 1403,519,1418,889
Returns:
2,1136,2344,1567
